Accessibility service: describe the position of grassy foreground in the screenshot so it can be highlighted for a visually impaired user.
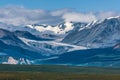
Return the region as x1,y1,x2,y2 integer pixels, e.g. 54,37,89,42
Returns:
0,64,120,80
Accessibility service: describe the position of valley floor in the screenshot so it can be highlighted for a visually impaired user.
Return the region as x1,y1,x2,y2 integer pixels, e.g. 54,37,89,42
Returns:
0,64,120,80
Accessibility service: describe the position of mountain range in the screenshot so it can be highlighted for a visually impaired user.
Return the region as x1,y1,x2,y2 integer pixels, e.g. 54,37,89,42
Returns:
0,16,120,67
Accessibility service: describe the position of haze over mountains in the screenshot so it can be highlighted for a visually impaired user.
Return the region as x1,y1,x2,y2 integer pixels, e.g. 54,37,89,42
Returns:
0,16,120,67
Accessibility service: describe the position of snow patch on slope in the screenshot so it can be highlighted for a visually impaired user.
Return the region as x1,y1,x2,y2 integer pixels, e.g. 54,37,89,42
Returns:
2,56,31,64
19,37,87,55
2,56,18,64
26,22,73,35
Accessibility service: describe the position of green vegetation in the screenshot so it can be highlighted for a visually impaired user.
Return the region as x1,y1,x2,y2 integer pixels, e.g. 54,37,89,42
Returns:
0,72,120,80
0,64,120,80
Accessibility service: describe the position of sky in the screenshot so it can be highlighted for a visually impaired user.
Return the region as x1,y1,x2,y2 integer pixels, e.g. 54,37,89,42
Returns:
0,0,120,26
0,0,120,12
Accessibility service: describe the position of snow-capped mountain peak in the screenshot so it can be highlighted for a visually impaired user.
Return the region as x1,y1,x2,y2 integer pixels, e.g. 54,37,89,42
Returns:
1,16,120,66
62,16,120,48
26,22,74,35
106,16,120,20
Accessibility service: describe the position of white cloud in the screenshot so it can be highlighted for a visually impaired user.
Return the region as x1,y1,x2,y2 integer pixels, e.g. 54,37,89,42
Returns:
62,12,97,23
0,6,119,26
0,6,63,26
96,11,120,19
51,8,72,16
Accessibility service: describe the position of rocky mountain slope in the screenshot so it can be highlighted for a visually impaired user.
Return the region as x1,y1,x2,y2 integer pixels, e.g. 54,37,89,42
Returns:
62,16,120,48
0,16,120,66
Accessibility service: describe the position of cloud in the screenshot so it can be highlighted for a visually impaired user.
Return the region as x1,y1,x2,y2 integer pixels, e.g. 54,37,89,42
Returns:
0,6,63,26
62,12,97,23
0,6,119,26
96,11,120,19
51,9,97,23
51,8,72,16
